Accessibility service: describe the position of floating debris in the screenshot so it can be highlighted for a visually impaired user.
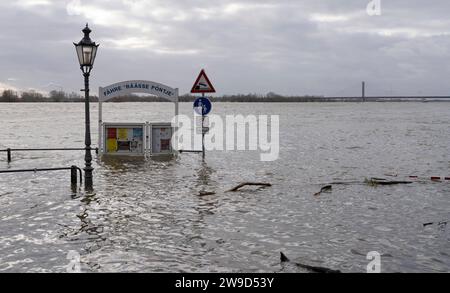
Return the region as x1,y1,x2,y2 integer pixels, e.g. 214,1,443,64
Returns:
198,191,216,196
227,182,272,192
365,178,413,186
423,221,448,228
280,252,341,273
314,185,332,196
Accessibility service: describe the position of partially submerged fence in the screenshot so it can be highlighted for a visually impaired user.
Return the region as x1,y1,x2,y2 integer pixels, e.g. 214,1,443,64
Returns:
0,147,94,188
0,165,83,186
0,147,99,163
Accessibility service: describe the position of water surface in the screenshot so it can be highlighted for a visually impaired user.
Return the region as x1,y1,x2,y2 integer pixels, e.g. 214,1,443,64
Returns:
0,102,449,272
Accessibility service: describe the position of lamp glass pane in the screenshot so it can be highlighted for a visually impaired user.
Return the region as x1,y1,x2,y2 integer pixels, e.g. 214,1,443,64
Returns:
91,46,98,66
75,45,84,66
82,46,93,66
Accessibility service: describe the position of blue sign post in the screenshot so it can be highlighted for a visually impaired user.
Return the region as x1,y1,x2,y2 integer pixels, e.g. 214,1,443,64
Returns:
191,69,216,160
193,97,212,116
193,96,212,159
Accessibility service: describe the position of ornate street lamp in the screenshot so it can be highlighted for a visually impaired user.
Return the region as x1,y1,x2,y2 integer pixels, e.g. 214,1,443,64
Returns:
74,24,99,190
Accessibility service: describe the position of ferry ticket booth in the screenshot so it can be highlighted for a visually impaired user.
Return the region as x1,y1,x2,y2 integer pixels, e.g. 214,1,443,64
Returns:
98,80,178,158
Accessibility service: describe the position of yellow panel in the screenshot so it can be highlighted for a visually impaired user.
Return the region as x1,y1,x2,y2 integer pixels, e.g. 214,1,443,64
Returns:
118,128,128,140
107,138,117,153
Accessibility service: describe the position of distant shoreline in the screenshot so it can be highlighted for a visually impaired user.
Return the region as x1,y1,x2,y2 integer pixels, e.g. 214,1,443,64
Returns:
1,99,449,103
1,98,449,103
1,89,449,103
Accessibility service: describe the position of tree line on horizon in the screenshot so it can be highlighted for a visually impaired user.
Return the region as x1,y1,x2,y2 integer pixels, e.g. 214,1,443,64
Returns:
7,89,418,103
0,89,87,102
0,89,333,103
1,89,447,103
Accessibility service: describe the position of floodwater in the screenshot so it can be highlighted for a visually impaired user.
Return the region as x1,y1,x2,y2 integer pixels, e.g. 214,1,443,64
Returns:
0,102,449,273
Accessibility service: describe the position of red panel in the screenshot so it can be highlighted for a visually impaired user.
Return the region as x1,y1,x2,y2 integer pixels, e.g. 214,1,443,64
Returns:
160,139,170,151
107,128,117,139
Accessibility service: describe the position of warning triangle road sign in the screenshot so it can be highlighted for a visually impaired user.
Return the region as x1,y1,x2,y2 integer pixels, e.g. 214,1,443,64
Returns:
191,69,216,93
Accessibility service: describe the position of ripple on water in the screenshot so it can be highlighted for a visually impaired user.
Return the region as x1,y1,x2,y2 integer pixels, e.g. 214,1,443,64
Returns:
0,103,450,272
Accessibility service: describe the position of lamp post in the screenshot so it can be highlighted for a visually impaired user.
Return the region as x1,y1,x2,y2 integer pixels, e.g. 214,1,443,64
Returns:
74,24,99,191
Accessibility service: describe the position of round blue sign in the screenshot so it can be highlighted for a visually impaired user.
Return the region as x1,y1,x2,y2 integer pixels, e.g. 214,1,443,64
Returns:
193,97,212,116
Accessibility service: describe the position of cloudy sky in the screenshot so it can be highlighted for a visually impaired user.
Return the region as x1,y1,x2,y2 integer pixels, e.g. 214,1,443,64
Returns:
1,0,450,96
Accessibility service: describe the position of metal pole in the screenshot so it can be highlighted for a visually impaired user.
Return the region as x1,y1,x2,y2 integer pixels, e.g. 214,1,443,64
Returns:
84,72,93,190
362,81,365,102
201,93,205,160
174,88,179,152
98,98,103,156
71,165,78,186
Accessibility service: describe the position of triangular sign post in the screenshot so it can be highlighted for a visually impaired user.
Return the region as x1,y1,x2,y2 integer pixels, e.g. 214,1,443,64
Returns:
191,69,216,93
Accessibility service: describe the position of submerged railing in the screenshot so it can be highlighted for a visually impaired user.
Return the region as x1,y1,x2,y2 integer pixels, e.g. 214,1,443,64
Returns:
0,165,83,186
0,147,99,163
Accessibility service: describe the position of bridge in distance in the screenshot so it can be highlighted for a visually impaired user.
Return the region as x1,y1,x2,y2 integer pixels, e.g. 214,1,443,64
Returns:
323,96,450,101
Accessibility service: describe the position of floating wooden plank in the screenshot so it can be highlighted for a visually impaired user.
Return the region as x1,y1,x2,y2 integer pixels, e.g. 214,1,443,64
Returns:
227,182,272,192
198,191,216,196
314,185,332,196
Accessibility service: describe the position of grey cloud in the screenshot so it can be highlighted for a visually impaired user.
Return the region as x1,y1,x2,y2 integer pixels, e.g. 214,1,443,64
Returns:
1,0,450,96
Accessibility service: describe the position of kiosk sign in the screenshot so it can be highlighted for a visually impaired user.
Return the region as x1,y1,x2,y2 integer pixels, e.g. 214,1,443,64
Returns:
103,123,145,156
98,79,179,156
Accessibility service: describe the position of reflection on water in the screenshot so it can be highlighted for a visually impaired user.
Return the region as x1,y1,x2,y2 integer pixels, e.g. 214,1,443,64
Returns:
195,161,215,189
0,102,449,272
